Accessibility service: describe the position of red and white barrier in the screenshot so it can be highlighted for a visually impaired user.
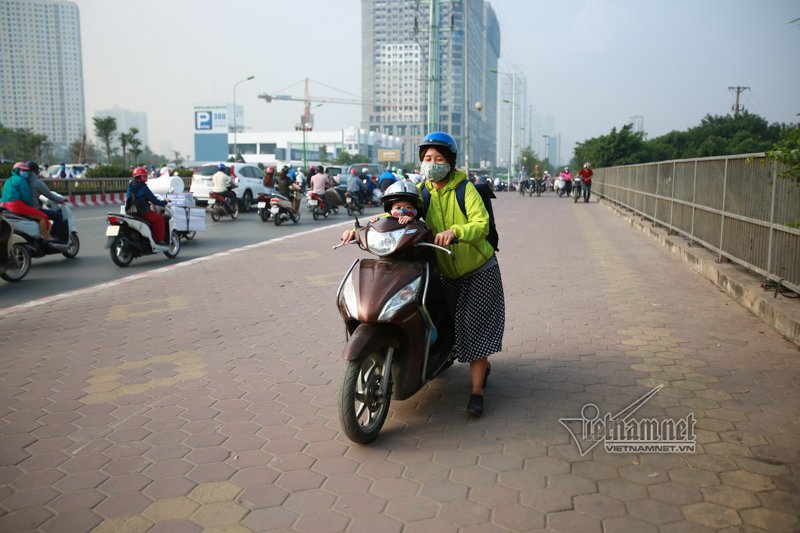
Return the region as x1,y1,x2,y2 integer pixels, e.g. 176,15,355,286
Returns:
67,192,126,208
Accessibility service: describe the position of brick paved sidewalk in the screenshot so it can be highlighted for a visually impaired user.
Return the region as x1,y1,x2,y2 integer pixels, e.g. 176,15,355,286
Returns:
0,192,798,532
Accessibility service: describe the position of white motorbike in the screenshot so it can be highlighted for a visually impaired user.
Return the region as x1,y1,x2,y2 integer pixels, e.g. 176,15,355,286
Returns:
0,194,79,278
104,204,180,267
554,175,567,197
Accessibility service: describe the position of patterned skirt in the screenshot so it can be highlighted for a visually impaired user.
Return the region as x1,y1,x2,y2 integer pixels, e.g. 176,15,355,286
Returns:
440,262,505,363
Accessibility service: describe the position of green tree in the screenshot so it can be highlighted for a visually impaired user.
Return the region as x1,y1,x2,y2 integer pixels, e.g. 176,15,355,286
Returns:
128,128,143,163
118,132,133,166
518,146,543,176
319,144,328,163
767,122,800,186
93,116,117,164
333,151,370,165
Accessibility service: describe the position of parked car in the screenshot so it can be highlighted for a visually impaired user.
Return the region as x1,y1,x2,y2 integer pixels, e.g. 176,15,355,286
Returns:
190,163,267,211
45,164,87,179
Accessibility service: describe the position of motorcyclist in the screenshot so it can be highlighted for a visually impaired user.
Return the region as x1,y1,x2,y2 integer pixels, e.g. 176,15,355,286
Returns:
1,162,55,241
277,165,301,210
578,162,593,202
346,168,365,207
211,163,236,213
379,167,397,192
26,161,68,241
127,167,168,243
263,166,275,188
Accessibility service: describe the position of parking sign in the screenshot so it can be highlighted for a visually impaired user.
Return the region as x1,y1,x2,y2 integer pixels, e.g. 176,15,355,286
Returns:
195,111,212,130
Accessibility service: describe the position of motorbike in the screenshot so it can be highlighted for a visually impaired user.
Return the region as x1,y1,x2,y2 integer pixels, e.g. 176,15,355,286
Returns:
104,205,180,267
207,185,239,221
256,188,278,222
306,191,332,220
572,178,583,203
270,189,301,226
0,214,30,282
333,217,456,443
344,191,364,216
554,175,567,197
0,195,79,274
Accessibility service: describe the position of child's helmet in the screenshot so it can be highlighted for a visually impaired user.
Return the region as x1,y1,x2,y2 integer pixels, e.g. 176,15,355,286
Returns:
382,180,422,213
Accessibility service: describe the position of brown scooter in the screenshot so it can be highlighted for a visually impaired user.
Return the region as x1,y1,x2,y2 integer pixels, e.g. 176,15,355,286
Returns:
334,216,455,443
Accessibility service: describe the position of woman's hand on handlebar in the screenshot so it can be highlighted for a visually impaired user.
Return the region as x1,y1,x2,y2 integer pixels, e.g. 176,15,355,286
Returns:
341,228,356,244
434,229,457,247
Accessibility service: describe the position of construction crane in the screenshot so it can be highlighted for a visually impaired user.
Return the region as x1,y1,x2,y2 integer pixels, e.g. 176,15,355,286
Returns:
257,78,372,131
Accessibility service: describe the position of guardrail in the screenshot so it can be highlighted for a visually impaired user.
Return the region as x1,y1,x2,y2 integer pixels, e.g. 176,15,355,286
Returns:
593,153,800,295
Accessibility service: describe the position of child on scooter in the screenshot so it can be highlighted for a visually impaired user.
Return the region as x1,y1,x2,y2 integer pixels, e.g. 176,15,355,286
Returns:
341,181,422,243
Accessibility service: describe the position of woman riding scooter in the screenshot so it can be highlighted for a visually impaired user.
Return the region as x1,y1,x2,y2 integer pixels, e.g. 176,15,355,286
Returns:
127,166,168,243
0,162,55,241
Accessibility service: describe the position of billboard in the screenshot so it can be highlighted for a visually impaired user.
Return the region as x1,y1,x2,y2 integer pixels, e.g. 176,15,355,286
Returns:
193,104,229,133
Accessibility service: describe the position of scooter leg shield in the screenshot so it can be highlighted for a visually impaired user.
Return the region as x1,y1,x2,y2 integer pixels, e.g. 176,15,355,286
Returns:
342,323,399,362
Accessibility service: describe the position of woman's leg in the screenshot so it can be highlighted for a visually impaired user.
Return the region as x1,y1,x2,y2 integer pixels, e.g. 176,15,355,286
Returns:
36,217,53,241
469,357,488,395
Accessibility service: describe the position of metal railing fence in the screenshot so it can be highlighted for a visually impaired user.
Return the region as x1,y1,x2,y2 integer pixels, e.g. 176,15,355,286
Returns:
593,153,800,294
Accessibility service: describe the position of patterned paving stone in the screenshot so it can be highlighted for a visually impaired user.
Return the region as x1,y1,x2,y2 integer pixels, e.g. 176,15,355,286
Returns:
1,194,798,532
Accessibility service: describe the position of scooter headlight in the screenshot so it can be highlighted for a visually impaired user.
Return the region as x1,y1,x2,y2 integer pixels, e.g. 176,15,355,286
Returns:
378,276,421,321
366,227,405,256
340,271,359,319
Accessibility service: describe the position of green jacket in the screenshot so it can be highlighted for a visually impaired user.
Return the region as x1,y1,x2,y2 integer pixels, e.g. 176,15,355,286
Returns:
1,172,33,205
421,170,494,279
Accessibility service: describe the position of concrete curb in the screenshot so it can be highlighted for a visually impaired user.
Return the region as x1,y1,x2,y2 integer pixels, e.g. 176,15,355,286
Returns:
601,199,800,348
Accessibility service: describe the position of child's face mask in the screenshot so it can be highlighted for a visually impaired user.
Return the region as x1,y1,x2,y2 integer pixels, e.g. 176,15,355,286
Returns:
391,207,417,219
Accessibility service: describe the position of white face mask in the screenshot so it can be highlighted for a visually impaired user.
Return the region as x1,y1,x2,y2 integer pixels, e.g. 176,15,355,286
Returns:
420,161,451,182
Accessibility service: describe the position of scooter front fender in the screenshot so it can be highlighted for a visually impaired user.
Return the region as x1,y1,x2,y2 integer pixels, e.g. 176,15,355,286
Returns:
342,323,400,362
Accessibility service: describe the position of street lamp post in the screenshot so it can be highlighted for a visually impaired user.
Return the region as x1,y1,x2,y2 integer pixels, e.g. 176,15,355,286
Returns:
490,67,516,188
233,75,255,161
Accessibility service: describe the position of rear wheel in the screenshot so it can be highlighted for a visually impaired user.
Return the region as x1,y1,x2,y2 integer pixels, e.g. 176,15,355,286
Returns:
110,237,133,267
274,211,282,226
210,208,221,222
313,208,320,220
183,231,196,240
258,209,269,222
62,232,80,258
241,190,253,212
338,351,392,444
1,243,31,282
164,230,181,258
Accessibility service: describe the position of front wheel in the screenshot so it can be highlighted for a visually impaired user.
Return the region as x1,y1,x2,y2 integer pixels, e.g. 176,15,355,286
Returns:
164,230,181,258
62,232,80,258
231,202,239,220
110,237,133,267
338,352,393,444
1,243,31,282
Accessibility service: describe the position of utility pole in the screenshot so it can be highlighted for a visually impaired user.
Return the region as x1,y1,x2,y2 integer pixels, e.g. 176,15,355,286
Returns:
463,0,469,173
728,86,750,117
427,0,441,132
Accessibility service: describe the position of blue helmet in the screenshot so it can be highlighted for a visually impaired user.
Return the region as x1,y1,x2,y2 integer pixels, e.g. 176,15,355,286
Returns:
418,132,457,159
217,163,226,170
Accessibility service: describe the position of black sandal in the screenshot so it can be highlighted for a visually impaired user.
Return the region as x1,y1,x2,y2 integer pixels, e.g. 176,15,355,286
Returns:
467,394,484,417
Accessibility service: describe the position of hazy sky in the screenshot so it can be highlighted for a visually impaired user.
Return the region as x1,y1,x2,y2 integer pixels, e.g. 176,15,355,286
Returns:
77,0,799,161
